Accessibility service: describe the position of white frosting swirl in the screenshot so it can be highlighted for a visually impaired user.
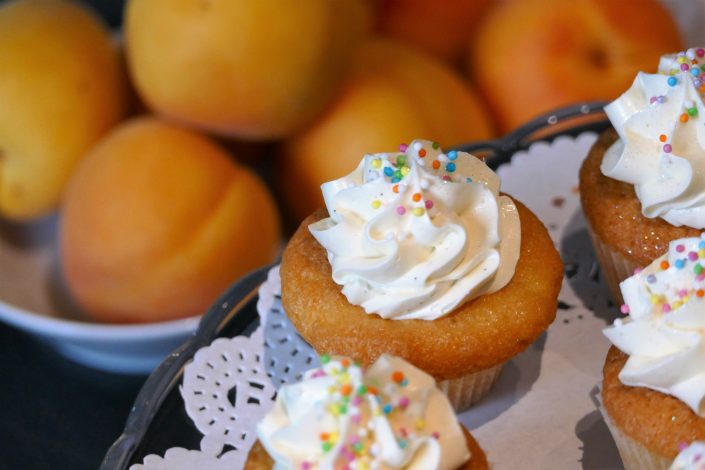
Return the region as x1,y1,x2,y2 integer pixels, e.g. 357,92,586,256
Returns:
602,47,705,229
309,139,520,320
604,235,705,416
256,354,470,470
670,441,705,470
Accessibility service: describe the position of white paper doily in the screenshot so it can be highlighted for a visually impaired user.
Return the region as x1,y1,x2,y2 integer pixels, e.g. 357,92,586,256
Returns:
133,131,624,469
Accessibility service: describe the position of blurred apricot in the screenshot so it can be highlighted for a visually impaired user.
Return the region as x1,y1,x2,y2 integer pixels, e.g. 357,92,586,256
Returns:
377,0,494,65
60,117,281,323
468,0,683,133
279,38,494,223
0,0,126,220
125,0,373,140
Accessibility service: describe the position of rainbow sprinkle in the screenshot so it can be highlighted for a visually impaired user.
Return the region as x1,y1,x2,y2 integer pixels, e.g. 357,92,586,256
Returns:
299,355,442,467
621,235,705,316
365,140,483,221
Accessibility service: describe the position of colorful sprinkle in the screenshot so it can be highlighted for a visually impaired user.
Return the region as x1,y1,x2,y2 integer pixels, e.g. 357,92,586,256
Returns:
664,144,673,153
661,261,670,270
413,207,425,217
676,244,685,252
371,200,381,209
668,76,678,86
425,200,434,209
680,113,690,123
399,143,408,152
412,193,422,202
432,160,440,170
396,206,406,215
659,134,668,143
447,150,458,161
418,149,426,158
620,304,630,314
446,162,456,173
371,159,382,169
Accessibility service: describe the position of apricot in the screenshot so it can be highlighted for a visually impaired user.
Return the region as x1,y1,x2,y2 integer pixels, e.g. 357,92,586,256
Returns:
376,0,494,65
0,0,126,220
60,117,281,323
124,0,372,140
468,0,683,133
278,38,495,223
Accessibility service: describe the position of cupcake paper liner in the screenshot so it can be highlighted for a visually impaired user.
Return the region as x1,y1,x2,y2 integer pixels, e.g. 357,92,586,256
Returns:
438,362,505,412
596,384,673,470
584,220,640,305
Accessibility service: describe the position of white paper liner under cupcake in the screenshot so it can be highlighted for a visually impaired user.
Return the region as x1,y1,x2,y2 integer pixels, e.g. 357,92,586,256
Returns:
438,362,504,412
596,383,674,470
584,220,640,305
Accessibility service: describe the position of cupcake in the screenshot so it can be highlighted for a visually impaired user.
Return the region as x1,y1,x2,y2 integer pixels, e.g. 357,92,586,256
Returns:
601,235,705,470
670,441,705,469
280,139,562,411
243,354,488,469
580,47,705,303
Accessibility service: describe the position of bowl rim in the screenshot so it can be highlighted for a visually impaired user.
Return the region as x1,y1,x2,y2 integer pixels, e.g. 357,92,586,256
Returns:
0,297,201,340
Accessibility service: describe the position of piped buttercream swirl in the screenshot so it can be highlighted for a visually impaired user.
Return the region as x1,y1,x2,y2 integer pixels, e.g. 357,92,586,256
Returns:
256,354,470,470
604,235,705,416
309,139,520,320
602,47,705,229
670,441,705,470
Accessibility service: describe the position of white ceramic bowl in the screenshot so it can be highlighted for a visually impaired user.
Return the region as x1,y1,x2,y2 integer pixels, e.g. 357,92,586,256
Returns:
0,214,200,374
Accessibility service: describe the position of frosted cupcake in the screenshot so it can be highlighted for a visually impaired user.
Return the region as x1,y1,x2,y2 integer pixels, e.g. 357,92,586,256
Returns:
670,442,705,470
580,47,705,303
244,354,488,469
601,235,705,470
280,139,562,411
